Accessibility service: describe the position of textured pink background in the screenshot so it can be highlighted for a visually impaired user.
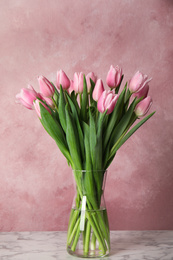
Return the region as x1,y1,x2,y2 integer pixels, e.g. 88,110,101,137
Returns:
0,0,173,231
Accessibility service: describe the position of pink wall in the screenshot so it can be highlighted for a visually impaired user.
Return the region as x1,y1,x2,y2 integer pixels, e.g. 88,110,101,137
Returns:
0,0,173,231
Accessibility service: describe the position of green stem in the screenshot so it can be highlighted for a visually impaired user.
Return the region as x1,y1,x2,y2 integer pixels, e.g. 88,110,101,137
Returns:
80,93,82,108
52,97,59,112
84,221,91,254
68,206,109,254
67,209,74,242
90,233,96,250
82,223,86,249
86,211,107,254
68,218,80,246
92,211,109,250
67,209,79,245
71,221,81,251
87,93,89,108
68,171,110,254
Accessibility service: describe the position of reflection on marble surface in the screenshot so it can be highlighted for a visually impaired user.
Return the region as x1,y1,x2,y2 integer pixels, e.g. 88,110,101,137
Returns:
0,231,173,259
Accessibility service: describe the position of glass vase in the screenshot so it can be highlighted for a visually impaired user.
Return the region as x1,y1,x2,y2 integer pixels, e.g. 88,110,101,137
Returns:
67,170,110,258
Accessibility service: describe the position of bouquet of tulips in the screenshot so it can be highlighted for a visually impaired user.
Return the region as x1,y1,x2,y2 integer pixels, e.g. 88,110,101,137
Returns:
16,65,155,256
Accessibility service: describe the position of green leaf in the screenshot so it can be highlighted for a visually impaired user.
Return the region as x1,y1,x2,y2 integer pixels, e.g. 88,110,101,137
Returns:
108,97,140,151
80,75,88,123
92,112,107,203
58,85,67,132
124,88,132,110
50,82,59,97
51,82,59,105
115,74,124,94
104,154,116,170
115,111,155,153
66,93,85,161
65,105,83,170
51,82,59,95
89,79,97,108
103,83,127,150
83,121,104,208
83,122,92,171
89,110,97,165
70,91,80,115
106,111,156,169
93,112,107,171
39,103,72,165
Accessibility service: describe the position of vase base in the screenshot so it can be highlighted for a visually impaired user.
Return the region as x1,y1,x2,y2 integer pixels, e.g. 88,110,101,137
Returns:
67,246,109,258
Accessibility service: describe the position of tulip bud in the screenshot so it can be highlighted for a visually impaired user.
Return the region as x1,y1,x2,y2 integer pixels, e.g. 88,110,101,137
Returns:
34,99,51,118
97,90,119,114
135,96,152,117
129,71,152,93
38,75,55,97
106,65,122,89
16,85,40,110
67,80,74,94
86,72,97,92
42,96,55,109
132,83,149,99
73,72,84,93
56,70,70,90
92,79,104,101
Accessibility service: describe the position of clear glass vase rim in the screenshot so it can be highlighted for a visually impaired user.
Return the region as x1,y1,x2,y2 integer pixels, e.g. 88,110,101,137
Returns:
72,169,107,173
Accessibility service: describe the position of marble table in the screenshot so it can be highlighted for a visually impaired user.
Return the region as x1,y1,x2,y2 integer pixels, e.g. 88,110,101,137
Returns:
0,231,173,259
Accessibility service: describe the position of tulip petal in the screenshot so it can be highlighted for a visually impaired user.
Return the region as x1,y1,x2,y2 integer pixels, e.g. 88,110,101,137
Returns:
56,70,70,90
104,92,113,109
135,96,152,117
97,90,106,113
93,79,104,101
38,75,55,97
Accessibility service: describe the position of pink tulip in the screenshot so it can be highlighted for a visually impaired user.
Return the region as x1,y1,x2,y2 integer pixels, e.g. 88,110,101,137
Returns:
106,65,122,89
16,85,40,110
92,79,104,101
128,71,152,93
135,96,152,117
42,96,55,109
38,75,55,97
67,80,75,94
38,92,54,108
86,72,97,92
97,90,119,114
56,70,70,90
132,83,149,99
73,72,84,93
34,99,51,118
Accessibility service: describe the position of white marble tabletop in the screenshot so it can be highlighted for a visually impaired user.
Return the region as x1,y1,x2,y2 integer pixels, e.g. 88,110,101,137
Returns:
0,231,173,260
